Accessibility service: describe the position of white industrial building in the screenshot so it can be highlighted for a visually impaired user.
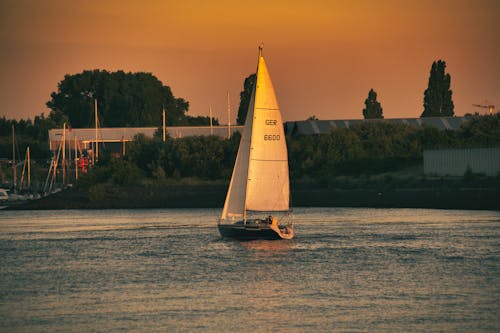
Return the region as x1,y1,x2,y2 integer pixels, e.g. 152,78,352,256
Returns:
49,116,471,152
424,147,500,177
48,125,244,154
48,117,499,178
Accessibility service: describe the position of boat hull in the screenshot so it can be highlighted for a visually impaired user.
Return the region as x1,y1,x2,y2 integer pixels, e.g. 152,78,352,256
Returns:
218,222,294,240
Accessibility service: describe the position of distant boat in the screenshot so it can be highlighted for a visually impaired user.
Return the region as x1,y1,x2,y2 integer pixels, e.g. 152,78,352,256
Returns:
218,46,294,240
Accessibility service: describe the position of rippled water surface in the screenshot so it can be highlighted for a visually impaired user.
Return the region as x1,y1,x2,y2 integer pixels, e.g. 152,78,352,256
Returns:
1,208,499,332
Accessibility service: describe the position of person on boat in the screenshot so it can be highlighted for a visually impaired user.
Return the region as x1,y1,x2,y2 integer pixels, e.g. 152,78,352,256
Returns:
266,216,273,224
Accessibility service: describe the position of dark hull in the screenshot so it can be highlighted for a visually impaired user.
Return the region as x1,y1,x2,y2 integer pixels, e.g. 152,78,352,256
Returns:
218,223,289,240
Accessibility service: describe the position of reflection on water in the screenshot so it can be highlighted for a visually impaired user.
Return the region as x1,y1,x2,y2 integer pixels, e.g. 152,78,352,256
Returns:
239,239,296,253
0,208,499,332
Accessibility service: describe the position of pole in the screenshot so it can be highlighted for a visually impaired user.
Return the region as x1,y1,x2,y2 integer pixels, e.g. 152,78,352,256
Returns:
209,106,213,136
20,150,26,190
95,98,99,162
50,142,62,193
12,125,16,192
68,128,71,176
227,91,231,139
43,157,54,194
27,146,30,189
162,107,166,142
122,136,126,156
74,136,78,181
62,123,66,186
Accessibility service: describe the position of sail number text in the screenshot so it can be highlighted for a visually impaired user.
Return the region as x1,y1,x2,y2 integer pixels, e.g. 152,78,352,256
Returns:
264,119,279,140
264,134,280,141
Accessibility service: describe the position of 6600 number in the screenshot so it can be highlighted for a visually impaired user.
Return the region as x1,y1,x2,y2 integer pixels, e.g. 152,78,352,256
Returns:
264,134,280,141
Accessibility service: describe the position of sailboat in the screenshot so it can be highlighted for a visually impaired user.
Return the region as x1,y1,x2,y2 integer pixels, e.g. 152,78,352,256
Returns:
218,46,294,240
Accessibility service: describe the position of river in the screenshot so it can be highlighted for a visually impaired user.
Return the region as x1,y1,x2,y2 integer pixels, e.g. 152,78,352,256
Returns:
1,208,499,332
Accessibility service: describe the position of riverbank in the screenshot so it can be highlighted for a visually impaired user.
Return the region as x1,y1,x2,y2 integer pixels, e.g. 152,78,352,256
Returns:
6,183,499,210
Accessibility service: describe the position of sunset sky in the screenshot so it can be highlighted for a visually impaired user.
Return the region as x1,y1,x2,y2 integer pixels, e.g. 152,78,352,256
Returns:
1,0,499,123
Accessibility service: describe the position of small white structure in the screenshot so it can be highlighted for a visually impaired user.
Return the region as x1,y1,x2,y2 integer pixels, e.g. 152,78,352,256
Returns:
424,147,500,177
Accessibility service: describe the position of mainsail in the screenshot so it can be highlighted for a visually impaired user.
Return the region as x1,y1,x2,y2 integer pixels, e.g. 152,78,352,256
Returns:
221,48,289,221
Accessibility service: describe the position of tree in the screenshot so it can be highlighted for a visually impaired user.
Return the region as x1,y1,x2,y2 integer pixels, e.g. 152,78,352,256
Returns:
362,89,383,119
0,116,54,160
46,70,191,128
237,73,256,125
421,60,454,117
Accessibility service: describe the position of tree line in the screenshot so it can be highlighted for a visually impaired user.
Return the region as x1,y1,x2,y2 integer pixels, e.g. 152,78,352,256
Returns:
0,58,490,190
74,113,499,190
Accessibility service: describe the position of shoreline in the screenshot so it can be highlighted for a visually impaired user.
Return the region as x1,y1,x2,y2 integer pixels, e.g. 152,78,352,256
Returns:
5,185,499,211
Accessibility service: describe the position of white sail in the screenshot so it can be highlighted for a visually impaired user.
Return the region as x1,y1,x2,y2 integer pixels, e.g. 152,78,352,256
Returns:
221,48,289,220
220,89,255,219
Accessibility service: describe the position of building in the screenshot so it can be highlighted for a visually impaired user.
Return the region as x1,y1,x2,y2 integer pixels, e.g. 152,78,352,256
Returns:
424,147,500,177
48,125,244,155
49,116,472,153
284,116,470,135
48,116,478,159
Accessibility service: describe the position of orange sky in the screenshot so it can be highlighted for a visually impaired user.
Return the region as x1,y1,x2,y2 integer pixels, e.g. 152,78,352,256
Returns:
0,0,499,123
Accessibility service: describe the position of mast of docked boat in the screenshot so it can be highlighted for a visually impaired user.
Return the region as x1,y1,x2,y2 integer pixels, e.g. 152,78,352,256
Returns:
94,98,99,164
74,135,78,181
62,123,66,186
19,146,30,191
11,125,16,192
27,146,30,189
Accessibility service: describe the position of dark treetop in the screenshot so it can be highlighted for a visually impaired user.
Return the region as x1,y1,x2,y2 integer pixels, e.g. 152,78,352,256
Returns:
421,60,454,117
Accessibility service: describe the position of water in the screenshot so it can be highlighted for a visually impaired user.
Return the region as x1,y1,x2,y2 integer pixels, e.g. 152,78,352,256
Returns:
0,208,499,332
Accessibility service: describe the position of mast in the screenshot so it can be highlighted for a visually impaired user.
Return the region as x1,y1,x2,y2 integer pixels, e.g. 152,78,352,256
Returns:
227,91,231,139
68,127,71,177
43,157,54,195
162,107,166,142
51,143,62,193
242,49,260,223
11,125,16,192
74,136,78,180
27,146,30,189
62,123,66,186
122,135,126,156
20,147,27,190
209,106,213,136
94,98,99,163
